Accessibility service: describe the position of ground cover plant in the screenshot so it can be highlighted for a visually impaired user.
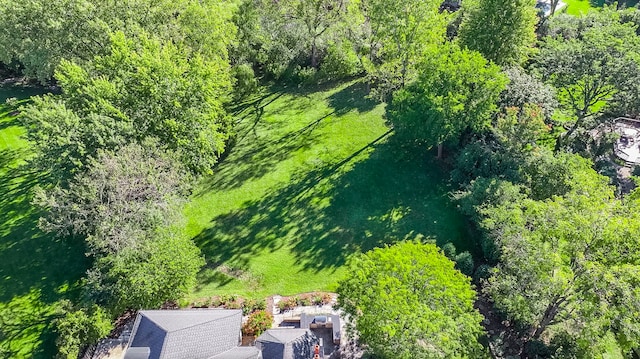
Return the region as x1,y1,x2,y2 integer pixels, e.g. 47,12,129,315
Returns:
185,79,472,298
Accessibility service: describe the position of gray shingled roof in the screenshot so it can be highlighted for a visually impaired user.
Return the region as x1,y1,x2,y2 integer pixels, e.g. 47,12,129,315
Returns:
256,329,312,345
256,329,317,359
138,309,241,332
127,309,252,359
209,346,262,359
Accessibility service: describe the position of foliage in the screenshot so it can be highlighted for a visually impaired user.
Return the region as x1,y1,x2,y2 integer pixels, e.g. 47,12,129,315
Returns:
242,298,267,315
454,251,475,276
450,140,521,187
233,0,358,80
388,43,507,151
319,40,363,80
242,310,273,336
453,178,526,262
87,233,204,314
0,0,236,82
537,9,640,149
232,63,259,101
53,302,112,359
482,178,640,352
458,0,538,65
21,32,232,175
336,241,486,358
499,67,557,120
495,104,549,154
35,142,189,256
362,0,449,97
520,149,610,200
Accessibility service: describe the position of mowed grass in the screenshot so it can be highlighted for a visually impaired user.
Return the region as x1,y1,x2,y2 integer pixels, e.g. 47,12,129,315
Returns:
563,0,595,15
0,85,89,358
185,80,473,299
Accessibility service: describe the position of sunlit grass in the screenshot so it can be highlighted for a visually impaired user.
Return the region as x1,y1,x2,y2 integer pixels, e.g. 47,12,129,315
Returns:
185,80,472,299
0,87,88,358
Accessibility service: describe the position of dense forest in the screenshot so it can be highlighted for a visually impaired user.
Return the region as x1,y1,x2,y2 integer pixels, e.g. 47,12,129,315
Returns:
1,0,640,358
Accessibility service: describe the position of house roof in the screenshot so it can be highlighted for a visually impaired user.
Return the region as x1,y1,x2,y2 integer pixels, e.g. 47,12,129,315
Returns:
137,309,242,333
209,347,262,359
127,309,251,359
256,329,317,359
256,329,312,345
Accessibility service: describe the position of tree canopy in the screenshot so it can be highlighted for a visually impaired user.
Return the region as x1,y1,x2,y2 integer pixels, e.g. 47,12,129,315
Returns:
337,241,486,359
482,180,640,354
537,9,640,149
388,43,507,156
0,0,236,82
22,32,232,176
362,0,448,96
458,0,538,65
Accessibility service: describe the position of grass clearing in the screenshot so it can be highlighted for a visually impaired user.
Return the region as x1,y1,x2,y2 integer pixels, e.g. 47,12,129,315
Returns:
186,80,472,299
0,85,89,358
562,0,597,16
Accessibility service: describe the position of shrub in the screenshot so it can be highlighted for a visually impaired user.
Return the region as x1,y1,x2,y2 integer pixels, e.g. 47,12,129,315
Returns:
298,294,312,306
473,264,493,282
242,310,273,336
321,293,333,305
277,297,298,312
454,251,475,276
318,41,362,80
232,63,258,100
312,294,324,306
226,300,243,310
210,296,223,307
53,303,113,359
191,298,209,308
243,298,266,315
441,242,457,259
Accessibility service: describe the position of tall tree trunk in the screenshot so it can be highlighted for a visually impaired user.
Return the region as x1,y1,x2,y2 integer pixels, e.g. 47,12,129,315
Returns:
526,296,567,342
437,143,443,159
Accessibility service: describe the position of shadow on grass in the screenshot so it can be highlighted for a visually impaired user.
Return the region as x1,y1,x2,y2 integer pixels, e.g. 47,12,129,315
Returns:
0,149,89,357
326,81,377,115
200,81,377,193
193,133,474,285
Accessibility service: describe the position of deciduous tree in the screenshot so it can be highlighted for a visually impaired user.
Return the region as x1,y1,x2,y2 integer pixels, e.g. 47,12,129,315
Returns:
22,32,232,176
337,241,486,359
481,178,640,353
458,0,538,65
388,44,507,158
0,0,236,82
35,141,189,256
537,10,640,150
362,0,448,96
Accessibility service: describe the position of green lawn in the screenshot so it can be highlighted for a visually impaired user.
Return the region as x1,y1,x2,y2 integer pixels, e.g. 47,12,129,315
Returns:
185,80,472,299
0,85,89,358
562,0,595,15
0,80,474,355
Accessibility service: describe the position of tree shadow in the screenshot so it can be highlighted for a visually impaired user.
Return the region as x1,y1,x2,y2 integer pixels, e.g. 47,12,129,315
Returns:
0,150,88,303
326,81,377,115
0,84,49,103
200,80,381,194
193,133,474,287
0,149,89,357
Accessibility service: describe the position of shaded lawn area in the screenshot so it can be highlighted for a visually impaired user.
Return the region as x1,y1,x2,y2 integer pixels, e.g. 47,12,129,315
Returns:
185,80,474,299
0,88,89,358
